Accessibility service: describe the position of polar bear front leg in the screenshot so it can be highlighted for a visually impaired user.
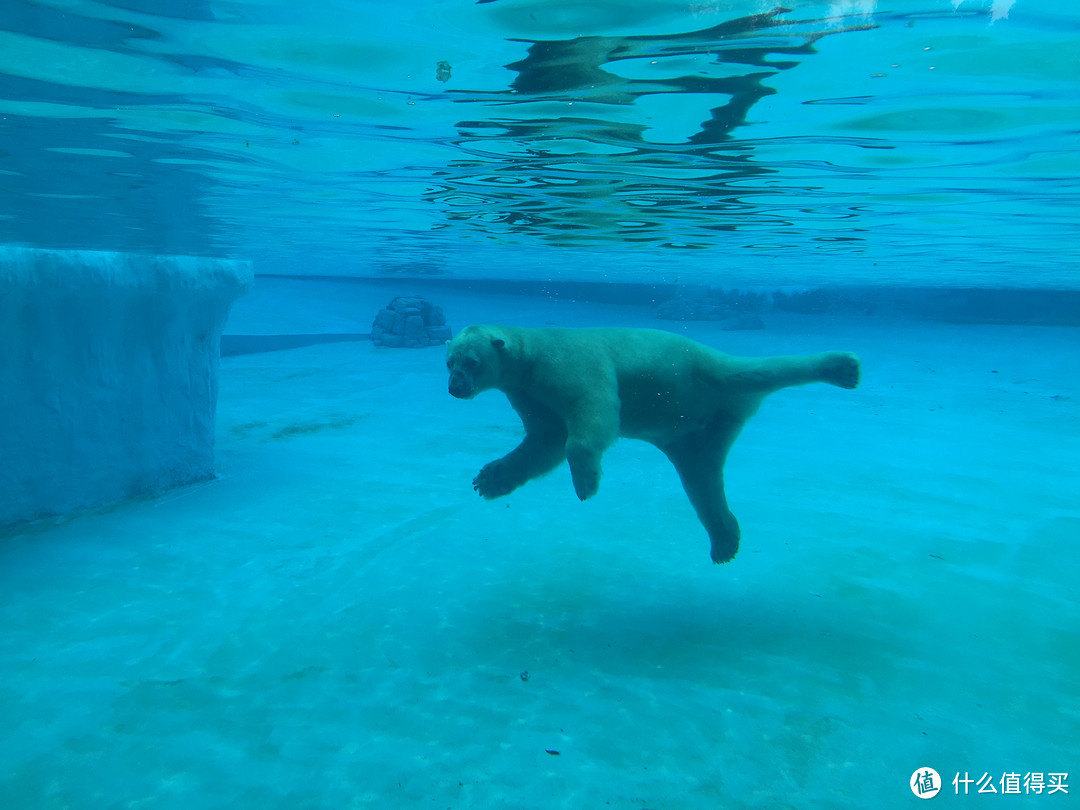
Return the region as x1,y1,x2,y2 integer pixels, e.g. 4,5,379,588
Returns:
474,392,568,499
473,434,566,498
565,442,602,501
563,400,620,501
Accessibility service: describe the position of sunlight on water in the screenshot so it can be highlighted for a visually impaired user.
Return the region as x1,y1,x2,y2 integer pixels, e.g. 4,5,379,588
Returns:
0,0,1077,285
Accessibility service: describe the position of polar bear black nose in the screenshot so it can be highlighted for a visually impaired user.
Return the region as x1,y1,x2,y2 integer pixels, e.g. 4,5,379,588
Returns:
448,372,470,399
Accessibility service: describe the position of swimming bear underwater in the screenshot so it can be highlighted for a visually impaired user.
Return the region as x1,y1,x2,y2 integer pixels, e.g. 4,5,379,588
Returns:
446,324,860,563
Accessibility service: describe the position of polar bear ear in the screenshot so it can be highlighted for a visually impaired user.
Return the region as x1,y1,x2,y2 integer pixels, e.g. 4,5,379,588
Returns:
490,338,506,350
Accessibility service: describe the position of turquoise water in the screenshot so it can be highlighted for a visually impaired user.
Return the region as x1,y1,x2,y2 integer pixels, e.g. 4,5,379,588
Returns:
1,0,1077,285
1,2,1079,809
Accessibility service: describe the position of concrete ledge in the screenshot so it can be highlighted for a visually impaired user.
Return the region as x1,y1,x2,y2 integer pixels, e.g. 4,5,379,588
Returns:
0,248,253,527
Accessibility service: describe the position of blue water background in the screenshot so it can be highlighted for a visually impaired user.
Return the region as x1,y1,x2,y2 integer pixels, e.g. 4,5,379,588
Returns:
1,2,1079,808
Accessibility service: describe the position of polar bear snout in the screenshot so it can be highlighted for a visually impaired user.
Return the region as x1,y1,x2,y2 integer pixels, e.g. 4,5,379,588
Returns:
448,371,473,399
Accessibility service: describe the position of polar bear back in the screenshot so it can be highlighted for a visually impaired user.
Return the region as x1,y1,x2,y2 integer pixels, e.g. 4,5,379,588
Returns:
511,326,753,443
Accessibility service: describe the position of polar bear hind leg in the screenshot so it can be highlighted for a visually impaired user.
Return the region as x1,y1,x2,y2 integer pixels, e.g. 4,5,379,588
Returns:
659,416,745,564
714,351,861,396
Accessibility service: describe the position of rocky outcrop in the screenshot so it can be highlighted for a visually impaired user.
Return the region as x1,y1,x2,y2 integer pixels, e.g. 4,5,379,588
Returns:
371,296,453,348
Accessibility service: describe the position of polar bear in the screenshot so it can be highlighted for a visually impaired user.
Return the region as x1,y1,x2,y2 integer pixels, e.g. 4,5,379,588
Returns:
446,324,859,563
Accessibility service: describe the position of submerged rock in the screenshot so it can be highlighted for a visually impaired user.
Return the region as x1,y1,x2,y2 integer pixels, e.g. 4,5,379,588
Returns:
371,296,452,348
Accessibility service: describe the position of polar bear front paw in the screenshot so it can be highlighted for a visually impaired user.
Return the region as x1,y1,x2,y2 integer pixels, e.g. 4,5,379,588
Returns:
473,461,516,499
566,443,602,501
569,461,600,501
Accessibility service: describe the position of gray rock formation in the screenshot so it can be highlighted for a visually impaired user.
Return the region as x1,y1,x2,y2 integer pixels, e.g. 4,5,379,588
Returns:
371,296,452,348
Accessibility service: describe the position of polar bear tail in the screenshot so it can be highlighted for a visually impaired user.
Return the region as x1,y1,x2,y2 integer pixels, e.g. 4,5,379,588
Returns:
818,352,861,390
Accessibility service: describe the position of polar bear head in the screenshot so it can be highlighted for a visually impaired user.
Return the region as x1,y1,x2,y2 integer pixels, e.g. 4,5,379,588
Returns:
446,324,510,399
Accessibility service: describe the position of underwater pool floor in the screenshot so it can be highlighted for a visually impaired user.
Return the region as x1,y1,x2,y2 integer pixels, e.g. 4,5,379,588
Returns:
1,279,1077,809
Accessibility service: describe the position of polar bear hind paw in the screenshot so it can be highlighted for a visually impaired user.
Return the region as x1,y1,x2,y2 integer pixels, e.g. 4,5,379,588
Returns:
820,352,861,390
